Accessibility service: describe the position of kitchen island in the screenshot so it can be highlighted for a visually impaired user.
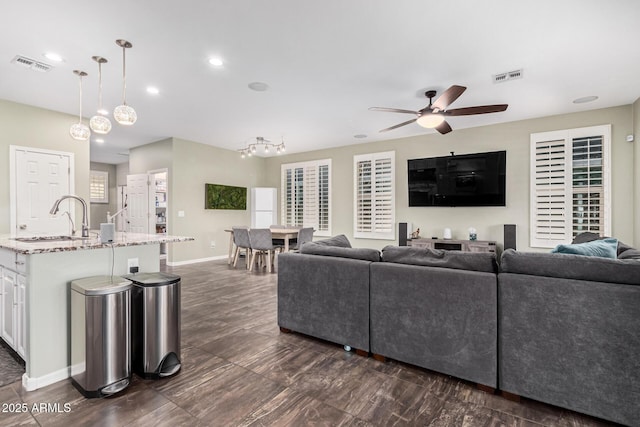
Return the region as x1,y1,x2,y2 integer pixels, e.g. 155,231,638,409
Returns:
0,232,193,391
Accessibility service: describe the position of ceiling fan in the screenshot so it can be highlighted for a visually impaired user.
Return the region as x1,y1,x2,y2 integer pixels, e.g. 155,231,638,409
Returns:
369,85,508,135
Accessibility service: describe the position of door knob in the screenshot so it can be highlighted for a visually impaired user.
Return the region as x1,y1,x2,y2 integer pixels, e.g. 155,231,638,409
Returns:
19,224,27,230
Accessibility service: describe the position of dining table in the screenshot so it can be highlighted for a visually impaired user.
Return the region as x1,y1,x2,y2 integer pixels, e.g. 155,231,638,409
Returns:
224,226,302,264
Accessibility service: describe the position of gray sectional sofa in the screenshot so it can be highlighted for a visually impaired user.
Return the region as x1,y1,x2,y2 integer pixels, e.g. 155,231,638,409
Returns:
499,249,640,426
276,234,640,426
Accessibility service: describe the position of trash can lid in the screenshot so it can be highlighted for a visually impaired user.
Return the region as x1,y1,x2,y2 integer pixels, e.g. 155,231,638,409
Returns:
122,272,180,287
71,275,132,296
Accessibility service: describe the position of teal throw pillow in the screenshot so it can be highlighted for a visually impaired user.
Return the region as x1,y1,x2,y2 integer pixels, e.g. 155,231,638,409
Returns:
551,238,618,259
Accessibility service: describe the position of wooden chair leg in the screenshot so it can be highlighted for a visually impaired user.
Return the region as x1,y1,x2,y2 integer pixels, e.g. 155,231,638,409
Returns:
249,250,257,271
267,250,272,273
232,246,240,268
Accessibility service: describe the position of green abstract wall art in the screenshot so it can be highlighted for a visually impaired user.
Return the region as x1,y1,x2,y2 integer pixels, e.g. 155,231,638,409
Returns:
205,183,247,210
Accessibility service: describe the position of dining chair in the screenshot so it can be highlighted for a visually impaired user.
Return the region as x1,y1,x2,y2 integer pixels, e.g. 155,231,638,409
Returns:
248,228,278,273
290,227,314,251
231,227,251,269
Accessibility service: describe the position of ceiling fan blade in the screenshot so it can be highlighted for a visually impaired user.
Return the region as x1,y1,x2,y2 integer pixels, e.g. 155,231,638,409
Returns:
369,107,418,115
379,118,417,132
432,85,467,111
444,104,508,116
435,120,452,135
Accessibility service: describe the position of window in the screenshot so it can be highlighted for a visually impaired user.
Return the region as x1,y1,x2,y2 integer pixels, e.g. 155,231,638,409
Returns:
281,159,331,236
354,151,395,240
89,170,109,203
530,125,611,248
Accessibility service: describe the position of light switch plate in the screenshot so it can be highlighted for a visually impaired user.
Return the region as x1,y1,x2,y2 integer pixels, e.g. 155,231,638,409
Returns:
178,210,185,217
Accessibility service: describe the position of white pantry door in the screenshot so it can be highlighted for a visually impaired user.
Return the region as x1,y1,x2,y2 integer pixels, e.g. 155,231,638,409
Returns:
126,174,154,234
11,146,73,237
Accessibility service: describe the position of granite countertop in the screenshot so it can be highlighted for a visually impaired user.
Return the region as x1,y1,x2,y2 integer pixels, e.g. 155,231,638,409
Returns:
0,232,194,255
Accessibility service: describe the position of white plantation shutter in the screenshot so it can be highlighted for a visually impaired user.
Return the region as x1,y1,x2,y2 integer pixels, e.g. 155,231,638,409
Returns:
530,125,610,248
354,151,395,240
90,170,108,203
281,159,331,236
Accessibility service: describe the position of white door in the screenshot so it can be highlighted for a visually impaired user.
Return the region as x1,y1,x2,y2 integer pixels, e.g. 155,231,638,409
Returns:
115,185,128,232
12,146,73,236
127,174,154,234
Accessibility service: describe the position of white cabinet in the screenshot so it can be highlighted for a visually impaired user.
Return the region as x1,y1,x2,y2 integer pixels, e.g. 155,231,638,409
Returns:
0,249,27,359
1,267,17,348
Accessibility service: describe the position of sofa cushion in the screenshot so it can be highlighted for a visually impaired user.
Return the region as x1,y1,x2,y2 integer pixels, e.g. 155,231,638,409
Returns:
500,249,640,286
300,242,380,262
311,234,352,248
551,238,618,259
619,249,640,260
572,232,636,257
381,245,498,273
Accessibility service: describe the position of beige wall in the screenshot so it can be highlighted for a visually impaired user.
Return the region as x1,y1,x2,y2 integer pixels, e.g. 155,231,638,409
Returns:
634,97,640,246
129,137,266,264
265,105,636,252
0,99,90,235
89,162,117,229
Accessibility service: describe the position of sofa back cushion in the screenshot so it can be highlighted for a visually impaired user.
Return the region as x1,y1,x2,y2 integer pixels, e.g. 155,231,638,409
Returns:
381,245,498,273
310,234,352,248
500,249,640,286
300,242,381,262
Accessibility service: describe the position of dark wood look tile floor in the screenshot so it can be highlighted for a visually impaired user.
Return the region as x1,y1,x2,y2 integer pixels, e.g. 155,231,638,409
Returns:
0,260,619,426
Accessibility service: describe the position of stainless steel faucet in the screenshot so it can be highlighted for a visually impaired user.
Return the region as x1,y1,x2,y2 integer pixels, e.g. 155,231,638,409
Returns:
50,195,89,237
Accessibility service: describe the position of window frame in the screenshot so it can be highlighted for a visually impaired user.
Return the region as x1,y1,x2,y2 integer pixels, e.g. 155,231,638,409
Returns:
529,124,611,248
89,170,109,204
280,159,332,237
353,150,396,240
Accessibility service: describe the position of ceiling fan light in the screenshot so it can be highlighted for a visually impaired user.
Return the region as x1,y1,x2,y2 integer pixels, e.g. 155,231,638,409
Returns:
70,123,90,141
416,113,445,128
114,104,137,125
90,114,112,134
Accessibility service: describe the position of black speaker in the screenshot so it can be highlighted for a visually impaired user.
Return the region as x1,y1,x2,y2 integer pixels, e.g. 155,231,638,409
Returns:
399,223,408,246
504,224,516,250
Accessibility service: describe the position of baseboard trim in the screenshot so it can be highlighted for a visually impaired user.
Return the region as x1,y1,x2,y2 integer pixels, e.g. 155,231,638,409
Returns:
22,367,70,391
166,255,227,266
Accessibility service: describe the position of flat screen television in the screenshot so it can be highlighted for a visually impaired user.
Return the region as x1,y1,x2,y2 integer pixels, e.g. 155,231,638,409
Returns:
408,150,506,207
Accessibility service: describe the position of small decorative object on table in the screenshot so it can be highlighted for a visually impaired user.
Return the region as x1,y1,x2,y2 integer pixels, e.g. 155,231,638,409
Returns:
411,228,421,239
468,227,477,241
443,228,452,240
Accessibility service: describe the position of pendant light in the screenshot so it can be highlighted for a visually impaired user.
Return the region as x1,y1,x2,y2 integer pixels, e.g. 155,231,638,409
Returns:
113,39,137,125
89,56,112,134
69,70,90,141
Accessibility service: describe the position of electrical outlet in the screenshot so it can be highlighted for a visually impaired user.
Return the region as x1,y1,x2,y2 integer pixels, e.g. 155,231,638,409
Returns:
128,258,139,273
210,241,216,248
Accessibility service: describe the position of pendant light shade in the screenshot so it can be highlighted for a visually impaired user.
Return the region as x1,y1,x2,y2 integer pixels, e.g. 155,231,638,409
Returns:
89,56,112,134
113,39,137,125
69,70,90,141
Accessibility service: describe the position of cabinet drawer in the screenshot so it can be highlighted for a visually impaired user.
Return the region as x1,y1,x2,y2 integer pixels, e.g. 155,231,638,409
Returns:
15,254,27,274
0,249,16,269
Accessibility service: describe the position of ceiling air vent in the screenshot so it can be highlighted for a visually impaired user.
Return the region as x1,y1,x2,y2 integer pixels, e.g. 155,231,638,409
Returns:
10,55,54,72
493,69,523,84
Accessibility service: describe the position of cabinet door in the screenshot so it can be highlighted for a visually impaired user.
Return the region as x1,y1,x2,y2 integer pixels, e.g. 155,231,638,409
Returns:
1,269,16,348
16,274,27,358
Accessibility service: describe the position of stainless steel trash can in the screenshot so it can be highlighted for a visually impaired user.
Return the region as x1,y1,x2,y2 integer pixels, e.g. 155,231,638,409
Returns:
124,272,181,379
70,275,132,398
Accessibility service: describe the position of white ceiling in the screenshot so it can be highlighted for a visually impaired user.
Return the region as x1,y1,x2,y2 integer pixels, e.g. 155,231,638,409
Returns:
1,0,639,164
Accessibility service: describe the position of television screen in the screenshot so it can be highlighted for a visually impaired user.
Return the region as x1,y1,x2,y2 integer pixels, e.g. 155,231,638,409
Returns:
205,183,247,210
408,151,506,207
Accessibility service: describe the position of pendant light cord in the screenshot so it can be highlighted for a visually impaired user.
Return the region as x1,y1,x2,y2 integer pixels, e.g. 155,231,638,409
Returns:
98,61,103,111
78,74,83,123
122,46,127,106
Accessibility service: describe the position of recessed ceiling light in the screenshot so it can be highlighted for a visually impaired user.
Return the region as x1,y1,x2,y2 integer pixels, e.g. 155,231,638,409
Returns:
354,134,368,139
208,57,224,67
248,81,269,92
146,86,159,95
573,95,598,104
43,52,64,62
95,138,105,144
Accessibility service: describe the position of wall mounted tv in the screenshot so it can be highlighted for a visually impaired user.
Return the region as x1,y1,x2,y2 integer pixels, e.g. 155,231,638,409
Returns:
205,183,247,210
408,150,506,207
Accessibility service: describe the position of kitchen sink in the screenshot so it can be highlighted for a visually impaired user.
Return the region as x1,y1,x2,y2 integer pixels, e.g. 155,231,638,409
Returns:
12,236,88,243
